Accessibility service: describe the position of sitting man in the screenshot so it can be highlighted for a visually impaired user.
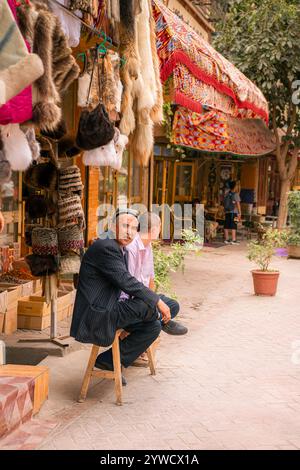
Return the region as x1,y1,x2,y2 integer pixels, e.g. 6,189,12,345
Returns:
124,211,187,336
70,209,171,382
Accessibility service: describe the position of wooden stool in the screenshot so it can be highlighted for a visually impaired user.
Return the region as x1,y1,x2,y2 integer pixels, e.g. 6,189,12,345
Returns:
78,329,156,406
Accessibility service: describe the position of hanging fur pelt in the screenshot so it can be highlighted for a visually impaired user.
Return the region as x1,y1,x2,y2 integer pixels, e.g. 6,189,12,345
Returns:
17,1,79,132
130,103,154,167
148,0,163,123
119,0,140,136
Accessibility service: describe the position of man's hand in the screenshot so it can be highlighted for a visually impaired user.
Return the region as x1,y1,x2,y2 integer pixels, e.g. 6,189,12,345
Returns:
0,211,4,233
157,298,171,324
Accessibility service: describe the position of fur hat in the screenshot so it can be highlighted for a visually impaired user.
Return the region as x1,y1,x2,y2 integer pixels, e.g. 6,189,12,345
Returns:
26,253,59,276
40,119,67,140
58,136,81,158
1,124,33,171
0,0,44,105
24,159,57,191
82,138,118,168
25,195,47,219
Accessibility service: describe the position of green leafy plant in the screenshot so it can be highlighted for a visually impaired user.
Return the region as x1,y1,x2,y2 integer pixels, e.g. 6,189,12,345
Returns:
214,0,300,228
247,228,288,271
288,191,300,246
153,230,203,296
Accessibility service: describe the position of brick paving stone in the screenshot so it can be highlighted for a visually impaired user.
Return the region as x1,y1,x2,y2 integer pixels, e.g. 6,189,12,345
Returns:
36,245,300,450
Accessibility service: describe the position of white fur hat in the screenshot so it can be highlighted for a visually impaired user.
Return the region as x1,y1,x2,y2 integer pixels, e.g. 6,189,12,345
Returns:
1,124,32,171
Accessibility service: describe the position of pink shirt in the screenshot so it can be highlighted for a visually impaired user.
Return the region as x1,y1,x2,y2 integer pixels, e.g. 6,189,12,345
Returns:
120,234,155,300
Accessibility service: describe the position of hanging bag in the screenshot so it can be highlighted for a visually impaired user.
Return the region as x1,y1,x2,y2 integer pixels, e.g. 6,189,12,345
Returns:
76,51,115,150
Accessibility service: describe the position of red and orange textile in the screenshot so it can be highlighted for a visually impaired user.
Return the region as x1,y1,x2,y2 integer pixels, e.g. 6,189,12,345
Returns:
152,0,269,123
172,107,276,156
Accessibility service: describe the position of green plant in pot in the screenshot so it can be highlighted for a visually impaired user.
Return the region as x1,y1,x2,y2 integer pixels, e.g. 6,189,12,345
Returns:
287,191,300,259
247,227,288,296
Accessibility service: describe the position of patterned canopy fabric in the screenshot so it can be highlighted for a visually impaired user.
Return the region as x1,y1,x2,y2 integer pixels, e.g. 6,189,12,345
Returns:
172,107,276,156
152,0,269,123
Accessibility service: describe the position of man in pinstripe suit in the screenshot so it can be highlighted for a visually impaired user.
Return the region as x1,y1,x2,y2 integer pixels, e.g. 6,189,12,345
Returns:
71,209,171,374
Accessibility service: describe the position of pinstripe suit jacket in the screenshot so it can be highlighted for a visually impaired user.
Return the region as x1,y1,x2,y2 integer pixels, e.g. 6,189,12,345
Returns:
70,237,160,347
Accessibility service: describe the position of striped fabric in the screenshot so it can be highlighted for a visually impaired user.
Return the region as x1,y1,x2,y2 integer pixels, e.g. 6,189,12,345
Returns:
70,236,160,347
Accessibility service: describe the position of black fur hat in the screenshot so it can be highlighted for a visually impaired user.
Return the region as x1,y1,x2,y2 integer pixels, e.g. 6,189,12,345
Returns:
24,159,58,191
26,254,59,276
58,136,81,158
40,119,67,141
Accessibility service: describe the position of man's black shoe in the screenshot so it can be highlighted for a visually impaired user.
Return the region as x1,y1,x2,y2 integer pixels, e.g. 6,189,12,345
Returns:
162,320,188,336
94,360,127,386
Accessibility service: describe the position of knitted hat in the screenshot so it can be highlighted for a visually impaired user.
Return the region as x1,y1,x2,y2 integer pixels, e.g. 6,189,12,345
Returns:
58,165,83,197
58,194,85,227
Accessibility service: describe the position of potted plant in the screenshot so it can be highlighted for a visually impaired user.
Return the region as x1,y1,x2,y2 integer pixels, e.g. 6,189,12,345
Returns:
287,191,300,259
247,228,287,296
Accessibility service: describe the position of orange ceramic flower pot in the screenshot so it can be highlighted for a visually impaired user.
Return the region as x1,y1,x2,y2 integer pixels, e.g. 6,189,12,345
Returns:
251,270,280,296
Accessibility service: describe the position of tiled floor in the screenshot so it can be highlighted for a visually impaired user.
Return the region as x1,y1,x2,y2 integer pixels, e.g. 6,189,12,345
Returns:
5,243,300,450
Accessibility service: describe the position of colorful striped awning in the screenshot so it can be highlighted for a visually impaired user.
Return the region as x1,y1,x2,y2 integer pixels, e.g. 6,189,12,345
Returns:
152,0,269,123
172,107,276,157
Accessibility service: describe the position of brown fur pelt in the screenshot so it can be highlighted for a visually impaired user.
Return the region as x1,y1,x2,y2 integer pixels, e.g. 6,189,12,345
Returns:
120,0,135,34
130,106,154,167
17,1,79,131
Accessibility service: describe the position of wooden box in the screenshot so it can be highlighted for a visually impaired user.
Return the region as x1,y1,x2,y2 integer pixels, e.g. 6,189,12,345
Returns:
0,364,49,415
0,284,22,304
17,314,51,330
18,296,51,317
17,290,75,330
0,286,20,334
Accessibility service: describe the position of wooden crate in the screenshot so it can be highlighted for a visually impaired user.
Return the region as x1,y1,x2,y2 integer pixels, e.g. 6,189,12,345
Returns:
18,296,51,317
0,364,49,415
0,287,20,335
0,285,22,304
17,290,75,330
17,314,51,330
3,304,18,334
0,312,4,333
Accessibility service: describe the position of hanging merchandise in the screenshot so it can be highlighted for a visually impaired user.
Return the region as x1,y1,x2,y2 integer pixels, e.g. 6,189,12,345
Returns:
114,129,129,164
0,123,32,171
17,1,80,133
31,227,59,256
118,0,163,165
58,223,84,255
76,103,115,150
58,194,85,227
24,146,58,191
59,254,81,275
58,165,84,197
25,223,43,247
82,134,120,169
25,128,40,161
101,54,118,116
0,0,44,106
49,0,82,48
77,71,91,108
40,119,67,141
25,253,59,276
0,147,12,185
57,136,81,159
25,194,56,220
69,0,92,12
111,52,123,114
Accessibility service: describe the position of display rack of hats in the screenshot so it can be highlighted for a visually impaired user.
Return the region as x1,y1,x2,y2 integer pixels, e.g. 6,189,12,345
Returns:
23,135,85,288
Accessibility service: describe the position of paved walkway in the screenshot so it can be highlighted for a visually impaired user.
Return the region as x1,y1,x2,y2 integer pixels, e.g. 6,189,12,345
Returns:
35,244,300,450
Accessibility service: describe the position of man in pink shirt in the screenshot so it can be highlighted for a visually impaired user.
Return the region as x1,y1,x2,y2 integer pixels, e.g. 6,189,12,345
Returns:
122,212,188,336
